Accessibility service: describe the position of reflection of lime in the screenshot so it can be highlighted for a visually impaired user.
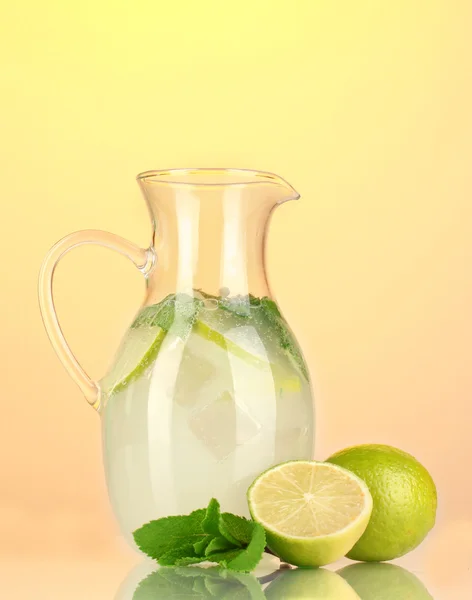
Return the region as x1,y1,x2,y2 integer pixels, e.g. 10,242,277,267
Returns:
327,445,437,561
338,563,433,600
247,461,373,567
265,568,361,600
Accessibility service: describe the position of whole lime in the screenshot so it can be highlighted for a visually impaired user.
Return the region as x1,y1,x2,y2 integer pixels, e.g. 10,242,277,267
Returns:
338,563,433,599
327,444,437,561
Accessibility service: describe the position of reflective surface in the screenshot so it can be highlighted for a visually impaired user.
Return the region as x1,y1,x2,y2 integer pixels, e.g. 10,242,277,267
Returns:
3,525,472,600
114,557,459,600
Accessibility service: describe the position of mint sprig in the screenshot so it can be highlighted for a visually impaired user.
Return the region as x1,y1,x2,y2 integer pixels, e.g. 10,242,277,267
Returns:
133,507,206,561
133,499,266,573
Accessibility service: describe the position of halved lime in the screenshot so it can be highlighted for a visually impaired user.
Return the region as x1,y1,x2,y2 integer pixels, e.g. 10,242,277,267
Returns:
247,461,373,567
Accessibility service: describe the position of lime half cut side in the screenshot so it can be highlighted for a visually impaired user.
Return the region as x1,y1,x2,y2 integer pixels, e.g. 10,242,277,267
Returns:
248,461,373,567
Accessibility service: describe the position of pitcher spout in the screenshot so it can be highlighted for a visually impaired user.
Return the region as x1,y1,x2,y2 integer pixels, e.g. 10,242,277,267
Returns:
136,168,300,299
137,168,299,202
263,172,300,204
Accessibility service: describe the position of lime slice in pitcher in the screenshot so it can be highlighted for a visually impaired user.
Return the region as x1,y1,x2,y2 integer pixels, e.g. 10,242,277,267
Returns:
104,293,303,395
102,325,166,395
194,318,301,393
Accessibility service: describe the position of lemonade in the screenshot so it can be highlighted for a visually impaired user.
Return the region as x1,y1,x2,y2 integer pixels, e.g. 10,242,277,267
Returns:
100,291,313,541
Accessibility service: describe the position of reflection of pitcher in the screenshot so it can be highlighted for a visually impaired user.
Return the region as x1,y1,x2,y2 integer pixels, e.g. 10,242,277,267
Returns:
39,169,315,542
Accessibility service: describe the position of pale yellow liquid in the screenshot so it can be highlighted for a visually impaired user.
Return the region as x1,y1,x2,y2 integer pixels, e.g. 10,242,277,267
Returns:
101,302,314,543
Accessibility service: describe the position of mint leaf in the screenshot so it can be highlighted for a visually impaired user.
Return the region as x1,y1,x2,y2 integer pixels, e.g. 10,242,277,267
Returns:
133,508,206,560
260,297,282,319
133,501,266,573
218,516,242,547
158,543,207,567
175,555,210,567
132,293,203,341
202,498,221,537
193,535,213,555
205,548,242,564
223,523,266,572
165,294,203,339
205,535,235,556
131,294,175,328
219,513,255,545
260,297,309,380
208,522,266,572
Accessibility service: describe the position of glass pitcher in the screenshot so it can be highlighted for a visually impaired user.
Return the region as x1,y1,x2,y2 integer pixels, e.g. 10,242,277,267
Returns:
38,168,314,545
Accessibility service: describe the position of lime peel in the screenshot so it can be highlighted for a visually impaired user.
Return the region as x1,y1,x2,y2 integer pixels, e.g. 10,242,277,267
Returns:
327,444,438,562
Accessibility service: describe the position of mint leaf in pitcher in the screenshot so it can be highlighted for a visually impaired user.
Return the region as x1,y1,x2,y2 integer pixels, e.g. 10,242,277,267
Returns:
260,297,309,380
132,293,203,341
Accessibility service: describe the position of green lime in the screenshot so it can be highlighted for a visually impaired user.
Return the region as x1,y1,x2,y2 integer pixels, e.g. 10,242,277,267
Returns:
338,563,433,599
327,444,437,561
265,568,361,599
247,461,373,567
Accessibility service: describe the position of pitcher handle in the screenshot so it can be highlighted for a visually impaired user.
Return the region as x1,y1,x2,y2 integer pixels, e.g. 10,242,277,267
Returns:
38,230,155,410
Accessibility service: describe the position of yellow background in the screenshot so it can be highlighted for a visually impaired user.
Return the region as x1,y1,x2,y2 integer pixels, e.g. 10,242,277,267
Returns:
1,0,471,594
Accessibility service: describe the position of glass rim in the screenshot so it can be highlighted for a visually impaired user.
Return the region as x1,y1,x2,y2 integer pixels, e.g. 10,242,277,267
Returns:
136,168,296,190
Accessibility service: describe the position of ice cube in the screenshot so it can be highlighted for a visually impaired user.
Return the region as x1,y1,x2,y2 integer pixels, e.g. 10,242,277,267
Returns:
188,390,262,461
174,346,218,409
